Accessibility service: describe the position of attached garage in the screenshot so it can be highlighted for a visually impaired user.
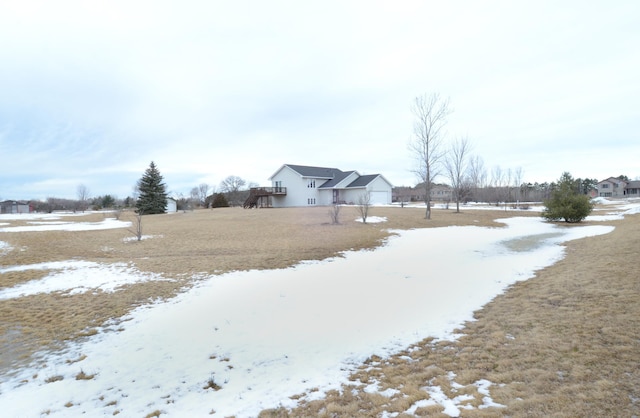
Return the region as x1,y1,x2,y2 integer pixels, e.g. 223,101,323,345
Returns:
369,191,391,205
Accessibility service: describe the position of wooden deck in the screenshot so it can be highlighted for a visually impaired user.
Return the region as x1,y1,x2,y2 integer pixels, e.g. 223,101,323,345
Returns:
243,187,287,208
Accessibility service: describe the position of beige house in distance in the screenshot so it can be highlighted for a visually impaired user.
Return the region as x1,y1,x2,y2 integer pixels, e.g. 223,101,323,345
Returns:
597,177,640,198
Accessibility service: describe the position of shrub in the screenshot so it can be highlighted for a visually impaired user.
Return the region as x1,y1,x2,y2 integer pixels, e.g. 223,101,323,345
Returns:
210,193,229,208
542,172,594,223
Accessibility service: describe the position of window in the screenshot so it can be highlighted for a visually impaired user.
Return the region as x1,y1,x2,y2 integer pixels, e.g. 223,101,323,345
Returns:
601,183,609,189
308,179,316,188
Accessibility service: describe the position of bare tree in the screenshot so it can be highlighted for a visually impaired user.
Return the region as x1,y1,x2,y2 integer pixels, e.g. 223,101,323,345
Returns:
408,93,451,219
220,175,247,206
198,183,210,207
467,155,487,202
220,175,246,193
489,165,501,206
512,167,524,207
444,137,472,213
128,210,144,241
77,184,90,212
190,187,200,206
491,166,513,210
355,191,372,223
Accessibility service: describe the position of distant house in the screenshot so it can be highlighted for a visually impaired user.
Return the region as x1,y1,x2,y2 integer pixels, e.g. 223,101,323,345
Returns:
245,164,393,208
406,183,453,203
597,177,640,198
626,181,640,197
0,200,31,214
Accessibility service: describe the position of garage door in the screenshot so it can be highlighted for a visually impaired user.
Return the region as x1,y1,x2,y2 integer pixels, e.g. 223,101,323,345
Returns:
369,191,389,205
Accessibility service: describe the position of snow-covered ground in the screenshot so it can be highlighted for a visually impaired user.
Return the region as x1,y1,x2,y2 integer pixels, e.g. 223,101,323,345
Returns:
0,203,636,417
0,261,169,299
0,215,130,233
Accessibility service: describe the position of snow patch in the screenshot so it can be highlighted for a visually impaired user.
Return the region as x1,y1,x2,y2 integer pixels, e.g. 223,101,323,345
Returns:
356,216,387,223
409,373,504,417
0,202,636,417
0,217,130,232
0,261,169,299
122,234,162,242
0,241,11,254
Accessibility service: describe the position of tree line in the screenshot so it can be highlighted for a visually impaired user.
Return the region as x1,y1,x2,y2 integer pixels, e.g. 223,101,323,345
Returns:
131,164,255,214
28,163,254,214
406,92,621,219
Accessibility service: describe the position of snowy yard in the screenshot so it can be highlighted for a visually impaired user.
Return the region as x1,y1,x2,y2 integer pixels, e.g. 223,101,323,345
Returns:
0,201,638,417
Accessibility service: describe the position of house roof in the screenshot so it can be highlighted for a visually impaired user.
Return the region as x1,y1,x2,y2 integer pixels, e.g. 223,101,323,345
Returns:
626,181,640,189
282,164,343,179
270,164,393,189
598,177,627,185
318,171,357,188
346,174,379,188
0,200,29,205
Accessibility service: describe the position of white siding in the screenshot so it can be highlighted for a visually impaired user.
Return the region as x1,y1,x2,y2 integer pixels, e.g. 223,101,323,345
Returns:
342,188,366,204
367,176,393,204
268,166,393,207
271,166,324,207
166,199,177,212
369,191,390,205
318,189,334,206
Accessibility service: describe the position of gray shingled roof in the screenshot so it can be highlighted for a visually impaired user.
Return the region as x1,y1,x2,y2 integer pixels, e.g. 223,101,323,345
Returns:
279,164,389,189
285,164,343,179
318,171,356,188
346,174,379,188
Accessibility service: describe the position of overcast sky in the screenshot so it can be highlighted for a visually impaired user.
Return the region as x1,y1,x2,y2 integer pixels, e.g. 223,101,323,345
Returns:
1,1,638,201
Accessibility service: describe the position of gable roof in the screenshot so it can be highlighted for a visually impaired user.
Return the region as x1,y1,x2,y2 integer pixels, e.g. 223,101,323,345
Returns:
282,164,343,179
318,170,357,188
598,177,628,185
270,164,392,189
346,174,379,188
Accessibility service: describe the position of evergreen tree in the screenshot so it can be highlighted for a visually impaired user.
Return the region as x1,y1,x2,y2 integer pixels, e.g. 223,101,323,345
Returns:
136,161,168,214
211,193,229,208
542,172,594,223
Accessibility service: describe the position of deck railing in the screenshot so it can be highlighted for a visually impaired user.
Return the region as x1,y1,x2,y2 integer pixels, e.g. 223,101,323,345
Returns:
250,187,287,195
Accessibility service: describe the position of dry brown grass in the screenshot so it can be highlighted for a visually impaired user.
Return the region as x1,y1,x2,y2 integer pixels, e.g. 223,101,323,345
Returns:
2,204,638,416
262,210,640,417
0,206,513,375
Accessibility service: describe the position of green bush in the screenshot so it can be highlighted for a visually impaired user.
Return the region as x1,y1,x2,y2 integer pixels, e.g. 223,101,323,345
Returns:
542,172,594,223
211,193,229,208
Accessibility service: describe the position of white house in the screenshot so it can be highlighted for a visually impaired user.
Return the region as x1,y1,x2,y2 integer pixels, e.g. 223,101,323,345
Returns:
253,164,393,208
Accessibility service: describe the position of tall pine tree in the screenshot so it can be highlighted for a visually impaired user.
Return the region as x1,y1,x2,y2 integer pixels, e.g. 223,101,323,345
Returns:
136,161,168,214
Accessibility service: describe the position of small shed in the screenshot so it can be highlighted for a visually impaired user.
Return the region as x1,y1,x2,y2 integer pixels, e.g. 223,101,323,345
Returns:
166,197,177,213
